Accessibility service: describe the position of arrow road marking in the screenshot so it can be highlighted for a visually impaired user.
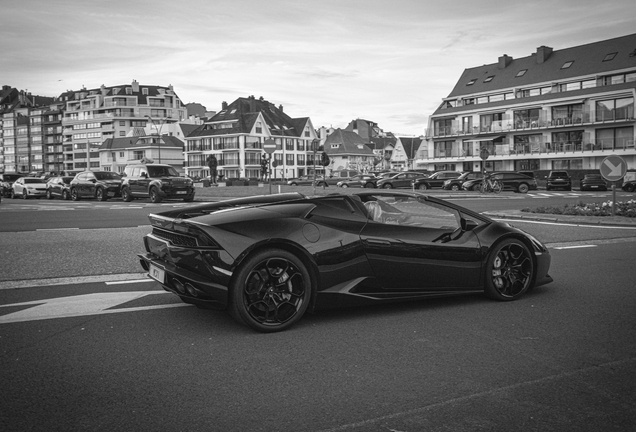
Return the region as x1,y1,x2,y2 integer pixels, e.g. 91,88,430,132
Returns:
0,291,189,324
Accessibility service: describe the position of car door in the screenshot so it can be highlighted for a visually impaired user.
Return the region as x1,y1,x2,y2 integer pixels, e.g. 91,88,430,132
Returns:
83,172,97,197
360,194,483,290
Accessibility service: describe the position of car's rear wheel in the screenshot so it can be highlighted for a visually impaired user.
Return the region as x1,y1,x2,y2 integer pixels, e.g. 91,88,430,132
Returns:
417,183,428,191
625,184,634,192
485,239,534,301
22,190,28,200
364,183,375,188
341,184,349,188
46,190,53,199
96,188,107,201
62,190,70,200
229,249,312,333
290,182,298,186
149,187,162,203
517,183,529,194
71,188,80,201
451,184,459,191
122,187,132,202
11,190,16,199
383,183,393,189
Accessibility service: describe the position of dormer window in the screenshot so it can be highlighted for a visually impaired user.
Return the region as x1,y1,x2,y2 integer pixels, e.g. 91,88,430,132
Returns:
142,88,148,95
126,87,133,94
561,61,574,69
330,144,340,148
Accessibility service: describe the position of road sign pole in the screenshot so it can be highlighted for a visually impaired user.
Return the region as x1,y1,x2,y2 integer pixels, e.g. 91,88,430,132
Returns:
612,183,616,216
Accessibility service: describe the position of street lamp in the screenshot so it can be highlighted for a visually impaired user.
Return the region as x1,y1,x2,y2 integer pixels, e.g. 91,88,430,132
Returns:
145,115,165,164
312,138,320,195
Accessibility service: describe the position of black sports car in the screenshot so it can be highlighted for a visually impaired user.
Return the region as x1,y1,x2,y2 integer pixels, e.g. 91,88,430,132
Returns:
139,191,553,332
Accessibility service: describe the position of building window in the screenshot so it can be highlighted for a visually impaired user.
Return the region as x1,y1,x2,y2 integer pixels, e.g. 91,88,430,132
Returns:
595,97,634,122
552,130,583,151
119,121,126,126
515,69,527,77
142,88,148,95
483,76,494,83
434,119,453,136
120,131,126,136
480,113,504,132
514,108,541,128
286,154,294,165
552,103,584,125
466,79,477,86
595,127,634,150
255,122,262,134
561,61,574,69
603,52,617,61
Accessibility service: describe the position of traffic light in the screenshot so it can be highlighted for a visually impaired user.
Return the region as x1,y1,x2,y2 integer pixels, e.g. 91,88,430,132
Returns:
260,155,268,176
320,151,330,167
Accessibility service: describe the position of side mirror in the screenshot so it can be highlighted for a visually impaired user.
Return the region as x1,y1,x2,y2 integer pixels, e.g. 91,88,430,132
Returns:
460,218,479,232
141,173,148,178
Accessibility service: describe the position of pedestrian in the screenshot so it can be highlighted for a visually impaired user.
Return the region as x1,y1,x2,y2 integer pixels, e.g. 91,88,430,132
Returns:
206,154,218,185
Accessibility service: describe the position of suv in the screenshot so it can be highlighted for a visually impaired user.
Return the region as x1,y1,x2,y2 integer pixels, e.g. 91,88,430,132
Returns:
121,163,195,203
546,170,572,191
0,173,25,197
70,171,123,201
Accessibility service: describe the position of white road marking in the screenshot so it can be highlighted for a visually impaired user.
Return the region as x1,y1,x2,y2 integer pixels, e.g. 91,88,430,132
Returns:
0,291,188,324
553,245,598,250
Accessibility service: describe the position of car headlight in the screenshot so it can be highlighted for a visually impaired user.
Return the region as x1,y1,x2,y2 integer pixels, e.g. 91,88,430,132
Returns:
443,180,451,185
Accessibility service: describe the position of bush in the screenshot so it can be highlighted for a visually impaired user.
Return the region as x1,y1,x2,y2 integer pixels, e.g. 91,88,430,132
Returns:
522,199,636,217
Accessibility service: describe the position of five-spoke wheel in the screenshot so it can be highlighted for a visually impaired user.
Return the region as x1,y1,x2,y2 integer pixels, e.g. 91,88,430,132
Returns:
230,249,311,332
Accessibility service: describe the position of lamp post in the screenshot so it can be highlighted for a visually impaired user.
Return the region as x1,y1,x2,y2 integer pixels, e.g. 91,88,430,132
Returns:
145,115,165,163
312,138,320,195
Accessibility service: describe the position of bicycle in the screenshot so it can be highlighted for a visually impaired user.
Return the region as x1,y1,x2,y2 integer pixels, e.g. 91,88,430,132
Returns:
479,176,502,194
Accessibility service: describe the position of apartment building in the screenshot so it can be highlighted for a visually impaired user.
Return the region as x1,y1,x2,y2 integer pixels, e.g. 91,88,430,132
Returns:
184,96,317,180
423,33,636,175
58,80,187,172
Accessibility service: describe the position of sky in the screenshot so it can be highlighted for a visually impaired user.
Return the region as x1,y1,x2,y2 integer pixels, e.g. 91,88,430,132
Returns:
2,0,636,136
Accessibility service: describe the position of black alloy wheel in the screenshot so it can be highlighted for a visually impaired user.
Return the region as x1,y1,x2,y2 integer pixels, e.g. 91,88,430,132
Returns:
22,190,28,199
46,189,53,199
484,239,534,301
451,184,459,191
71,188,80,201
122,187,132,202
96,188,107,201
517,183,529,194
364,182,375,188
62,190,70,200
149,187,162,203
230,249,312,332
382,183,393,189
417,183,428,191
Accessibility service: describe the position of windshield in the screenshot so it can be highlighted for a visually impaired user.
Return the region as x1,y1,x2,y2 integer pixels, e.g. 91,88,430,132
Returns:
148,166,180,177
24,178,44,184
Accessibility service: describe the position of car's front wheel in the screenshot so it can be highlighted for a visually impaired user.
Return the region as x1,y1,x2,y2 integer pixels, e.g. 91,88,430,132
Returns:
341,184,349,188
71,188,80,201
22,190,28,200
149,187,162,203
46,190,53,199
229,249,312,333
382,183,393,189
451,184,459,191
484,239,534,301
517,183,529,194
96,188,107,201
62,190,70,200
364,182,375,188
417,183,428,191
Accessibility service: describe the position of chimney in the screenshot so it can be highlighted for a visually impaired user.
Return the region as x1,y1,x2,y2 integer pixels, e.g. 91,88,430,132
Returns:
498,54,513,69
248,95,256,112
131,79,139,92
536,45,553,64
279,104,283,112
221,101,228,110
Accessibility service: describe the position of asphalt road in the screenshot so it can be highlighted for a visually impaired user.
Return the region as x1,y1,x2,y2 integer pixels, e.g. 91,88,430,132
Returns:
1,189,636,431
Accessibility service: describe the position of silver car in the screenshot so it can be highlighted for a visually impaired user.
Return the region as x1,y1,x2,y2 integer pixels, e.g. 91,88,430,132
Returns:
11,177,48,199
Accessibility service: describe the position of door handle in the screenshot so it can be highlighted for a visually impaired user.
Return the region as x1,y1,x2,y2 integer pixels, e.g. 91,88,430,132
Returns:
365,238,392,246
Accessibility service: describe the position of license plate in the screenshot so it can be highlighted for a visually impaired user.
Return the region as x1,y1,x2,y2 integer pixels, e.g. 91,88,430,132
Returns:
591,186,599,188
176,191,187,194
148,263,165,283
108,191,115,196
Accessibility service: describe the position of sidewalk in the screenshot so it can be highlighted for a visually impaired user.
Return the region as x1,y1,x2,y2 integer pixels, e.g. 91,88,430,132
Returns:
483,209,636,227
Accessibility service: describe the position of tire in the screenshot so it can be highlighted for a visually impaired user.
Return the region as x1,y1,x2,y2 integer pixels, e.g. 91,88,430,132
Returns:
484,239,534,301
493,181,502,194
478,183,486,193
517,183,529,194
96,188,107,201
122,187,133,202
624,185,634,192
71,188,80,201
11,190,16,199
290,182,298,186
149,187,162,203
229,249,312,333
341,184,349,188
62,190,70,200
22,190,28,200
364,183,375,189
383,183,393,189
417,183,428,191
46,190,53,200
451,184,459,191
545,186,551,191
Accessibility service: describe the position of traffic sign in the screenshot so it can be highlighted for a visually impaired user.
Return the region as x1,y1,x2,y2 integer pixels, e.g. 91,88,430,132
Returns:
480,148,490,160
600,155,627,182
263,138,277,154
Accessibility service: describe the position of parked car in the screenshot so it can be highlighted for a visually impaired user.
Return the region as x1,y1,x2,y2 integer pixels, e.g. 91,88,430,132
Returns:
376,171,428,189
621,179,636,192
121,163,195,203
579,174,608,191
138,190,553,332
314,170,359,187
11,177,48,199
0,173,26,197
412,171,463,190
546,170,572,191
462,172,538,193
70,171,123,201
518,171,536,179
336,174,379,188
287,175,317,186
442,172,483,191
45,176,75,200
